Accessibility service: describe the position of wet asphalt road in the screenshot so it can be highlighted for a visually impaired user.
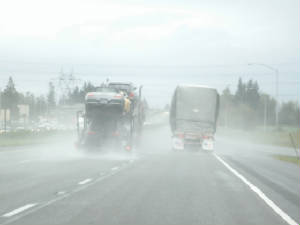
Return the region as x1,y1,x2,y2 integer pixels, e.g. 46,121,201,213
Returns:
0,126,299,225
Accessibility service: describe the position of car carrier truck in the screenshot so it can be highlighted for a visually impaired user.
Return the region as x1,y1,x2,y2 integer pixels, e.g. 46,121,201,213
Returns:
76,82,145,151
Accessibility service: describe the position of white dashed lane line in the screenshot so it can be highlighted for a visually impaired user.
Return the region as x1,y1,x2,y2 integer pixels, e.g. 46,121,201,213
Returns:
111,167,119,171
78,178,92,185
19,160,31,164
0,161,136,224
2,204,37,218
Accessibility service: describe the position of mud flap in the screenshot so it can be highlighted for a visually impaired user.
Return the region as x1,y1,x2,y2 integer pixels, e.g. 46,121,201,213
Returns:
172,137,184,150
202,139,214,150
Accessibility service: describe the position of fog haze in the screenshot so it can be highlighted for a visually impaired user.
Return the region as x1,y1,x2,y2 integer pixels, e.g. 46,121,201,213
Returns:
0,0,299,106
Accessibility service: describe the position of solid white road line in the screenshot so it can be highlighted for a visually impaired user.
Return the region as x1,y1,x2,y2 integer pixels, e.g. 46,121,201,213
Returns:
2,204,37,218
78,178,92,185
214,153,298,225
56,191,66,195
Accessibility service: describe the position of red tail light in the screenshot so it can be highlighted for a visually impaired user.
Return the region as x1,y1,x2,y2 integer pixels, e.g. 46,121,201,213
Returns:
176,133,185,139
87,93,94,96
114,94,122,98
202,135,212,139
112,131,120,136
88,130,96,135
125,145,131,151
129,92,134,98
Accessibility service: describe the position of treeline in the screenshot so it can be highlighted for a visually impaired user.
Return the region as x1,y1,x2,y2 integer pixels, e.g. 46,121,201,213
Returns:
0,76,96,121
219,78,299,129
1,76,299,128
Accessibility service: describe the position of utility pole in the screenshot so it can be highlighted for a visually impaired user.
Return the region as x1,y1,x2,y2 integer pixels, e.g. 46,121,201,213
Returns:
224,84,231,128
51,67,81,106
0,87,7,133
4,108,6,133
275,68,279,127
263,95,267,132
0,87,1,130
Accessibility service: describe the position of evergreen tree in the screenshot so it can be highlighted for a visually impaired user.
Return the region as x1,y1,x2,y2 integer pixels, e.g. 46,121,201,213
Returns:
235,77,246,103
24,92,36,120
2,76,20,120
47,82,56,109
68,86,81,104
36,95,47,117
245,80,260,109
279,101,300,126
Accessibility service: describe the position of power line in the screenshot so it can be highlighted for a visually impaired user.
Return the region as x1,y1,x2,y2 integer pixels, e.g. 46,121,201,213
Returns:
50,67,82,98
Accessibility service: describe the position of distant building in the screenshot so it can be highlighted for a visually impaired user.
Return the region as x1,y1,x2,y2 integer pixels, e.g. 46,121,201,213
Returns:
0,109,10,129
0,109,10,122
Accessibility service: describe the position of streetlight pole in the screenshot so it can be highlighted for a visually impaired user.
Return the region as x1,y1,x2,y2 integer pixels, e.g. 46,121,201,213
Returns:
248,63,279,128
263,95,267,132
224,84,231,128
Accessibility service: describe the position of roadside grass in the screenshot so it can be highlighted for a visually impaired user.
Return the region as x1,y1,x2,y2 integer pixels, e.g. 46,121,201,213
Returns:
0,110,167,148
272,154,300,166
252,129,299,149
218,127,300,149
0,130,74,147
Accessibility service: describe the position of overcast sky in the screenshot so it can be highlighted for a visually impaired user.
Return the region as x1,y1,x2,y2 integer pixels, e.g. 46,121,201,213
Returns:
0,0,299,106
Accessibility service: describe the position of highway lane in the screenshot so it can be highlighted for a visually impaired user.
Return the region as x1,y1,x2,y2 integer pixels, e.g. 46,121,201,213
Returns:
215,137,300,223
0,126,299,225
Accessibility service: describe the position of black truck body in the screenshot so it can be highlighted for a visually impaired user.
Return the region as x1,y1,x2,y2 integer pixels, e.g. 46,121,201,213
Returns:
169,85,219,150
